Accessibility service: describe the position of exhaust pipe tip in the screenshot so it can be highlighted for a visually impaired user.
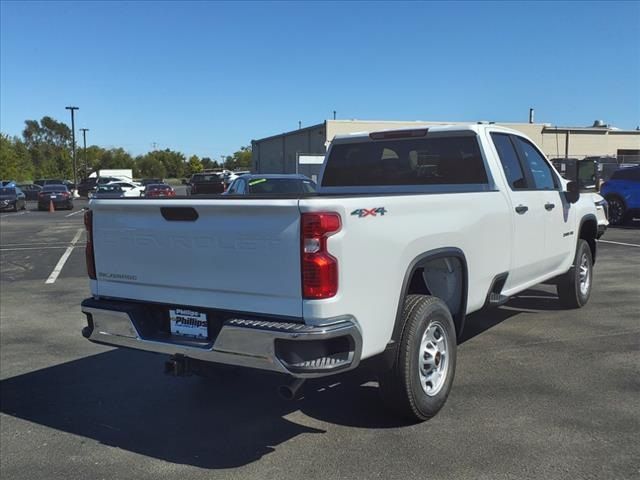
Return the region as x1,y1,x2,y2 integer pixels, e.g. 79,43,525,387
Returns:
81,326,92,339
278,378,305,400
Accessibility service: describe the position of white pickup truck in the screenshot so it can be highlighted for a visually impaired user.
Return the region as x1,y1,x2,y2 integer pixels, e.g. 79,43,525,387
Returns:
81,125,600,421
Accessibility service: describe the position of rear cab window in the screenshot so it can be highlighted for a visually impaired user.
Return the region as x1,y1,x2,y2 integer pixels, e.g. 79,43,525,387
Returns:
321,131,491,191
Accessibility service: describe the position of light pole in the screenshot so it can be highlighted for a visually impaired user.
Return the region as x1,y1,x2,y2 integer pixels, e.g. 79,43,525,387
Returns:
80,128,89,180
65,106,79,192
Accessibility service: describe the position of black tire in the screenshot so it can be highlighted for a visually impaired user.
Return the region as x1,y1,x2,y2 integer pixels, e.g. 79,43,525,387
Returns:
12,203,18,212
379,294,457,422
557,239,593,308
605,195,626,226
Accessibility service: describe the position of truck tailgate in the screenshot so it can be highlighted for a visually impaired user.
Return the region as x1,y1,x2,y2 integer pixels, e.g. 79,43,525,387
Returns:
91,199,302,317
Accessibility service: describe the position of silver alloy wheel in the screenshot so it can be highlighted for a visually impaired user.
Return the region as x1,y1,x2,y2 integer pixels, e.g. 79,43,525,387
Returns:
418,321,449,396
579,252,591,296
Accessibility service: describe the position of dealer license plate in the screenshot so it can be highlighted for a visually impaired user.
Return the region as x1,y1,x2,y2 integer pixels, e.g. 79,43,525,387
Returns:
169,308,208,339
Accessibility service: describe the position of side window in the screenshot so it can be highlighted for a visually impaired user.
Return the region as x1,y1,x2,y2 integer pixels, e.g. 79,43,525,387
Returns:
612,168,640,181
491,133,528,190
302,180,317,193
236,179,246,194
513,137,557,190
227,180,238,194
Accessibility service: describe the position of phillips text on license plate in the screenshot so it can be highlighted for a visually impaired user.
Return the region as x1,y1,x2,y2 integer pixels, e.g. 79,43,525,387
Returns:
170,308,208,338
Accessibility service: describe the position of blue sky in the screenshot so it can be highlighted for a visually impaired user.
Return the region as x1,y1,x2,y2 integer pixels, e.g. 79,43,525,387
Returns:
1,1,639,158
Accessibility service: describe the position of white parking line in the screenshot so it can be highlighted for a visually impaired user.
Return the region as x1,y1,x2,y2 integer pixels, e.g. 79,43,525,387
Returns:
65,209,85,218
0,210,29,218
45,228,84,284
1,241,75,247
1,246,72,251
598,239,640,248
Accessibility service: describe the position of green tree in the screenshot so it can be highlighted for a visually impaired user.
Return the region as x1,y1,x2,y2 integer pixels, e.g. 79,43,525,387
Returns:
136,155,167,179
144,149,185,178
201,157,219,170
0,134,34,181
187,155,203,175
95,148,136,172
22,116,73,179
225,145,252,170
82,145,107,175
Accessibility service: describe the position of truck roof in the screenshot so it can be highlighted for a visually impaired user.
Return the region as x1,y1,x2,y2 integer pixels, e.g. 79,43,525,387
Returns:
331,123,524,143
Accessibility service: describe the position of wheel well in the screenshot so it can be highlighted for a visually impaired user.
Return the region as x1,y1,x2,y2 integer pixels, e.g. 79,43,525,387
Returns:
604,193,626,207
400,253,467,340
580,217,598,264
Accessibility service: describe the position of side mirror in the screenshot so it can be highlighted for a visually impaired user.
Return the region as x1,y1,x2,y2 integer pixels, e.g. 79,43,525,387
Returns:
565,181,580,204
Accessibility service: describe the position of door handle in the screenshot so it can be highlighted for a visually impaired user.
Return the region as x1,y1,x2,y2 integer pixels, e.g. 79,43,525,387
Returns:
545,202,555,211
515,205,528,214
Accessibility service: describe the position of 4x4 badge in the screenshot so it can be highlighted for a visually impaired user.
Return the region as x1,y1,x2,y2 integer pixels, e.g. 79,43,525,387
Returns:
351,207,387,218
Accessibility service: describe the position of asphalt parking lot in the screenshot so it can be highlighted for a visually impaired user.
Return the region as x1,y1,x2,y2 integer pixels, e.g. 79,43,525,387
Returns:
1,204,639,480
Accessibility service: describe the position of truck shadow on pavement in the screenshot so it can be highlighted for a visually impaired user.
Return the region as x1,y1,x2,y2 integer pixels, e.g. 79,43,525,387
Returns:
0,288,563,469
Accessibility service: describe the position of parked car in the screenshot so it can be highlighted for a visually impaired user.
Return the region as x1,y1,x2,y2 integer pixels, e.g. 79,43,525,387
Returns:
77,178,97,197
82,125,601,422
91,185,126,199
141,178,164,186
0,186,26,211
37,185,73,210
1,180,17,187
599,166,640,225
17,183,43,201
587,192,609,237
35,179,64,186
144,184,176,198
106,181,145,197
78,176,127,197
225,170,251,185
186,173,225,195
224,174,317,195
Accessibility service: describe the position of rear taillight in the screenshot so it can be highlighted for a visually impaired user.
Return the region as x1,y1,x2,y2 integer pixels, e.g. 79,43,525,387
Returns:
301,212,341,299
84,210,96,279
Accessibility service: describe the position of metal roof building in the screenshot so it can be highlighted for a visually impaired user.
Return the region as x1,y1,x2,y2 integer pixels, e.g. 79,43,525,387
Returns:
251,119,640,180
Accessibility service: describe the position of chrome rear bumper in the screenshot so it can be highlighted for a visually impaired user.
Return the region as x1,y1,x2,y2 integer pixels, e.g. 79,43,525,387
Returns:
81,298,362,378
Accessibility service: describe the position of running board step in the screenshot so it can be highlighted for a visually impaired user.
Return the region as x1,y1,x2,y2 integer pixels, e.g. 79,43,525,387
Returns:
488,293,510,306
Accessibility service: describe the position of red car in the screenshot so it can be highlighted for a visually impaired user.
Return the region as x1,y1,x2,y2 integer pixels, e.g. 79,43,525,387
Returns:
144,184,176,198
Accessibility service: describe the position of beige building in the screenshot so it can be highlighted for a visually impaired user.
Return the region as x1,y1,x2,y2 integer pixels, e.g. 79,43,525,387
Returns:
252,119,640,175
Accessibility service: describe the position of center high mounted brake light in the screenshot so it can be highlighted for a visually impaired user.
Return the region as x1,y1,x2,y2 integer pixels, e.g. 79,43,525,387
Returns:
369,128,428,140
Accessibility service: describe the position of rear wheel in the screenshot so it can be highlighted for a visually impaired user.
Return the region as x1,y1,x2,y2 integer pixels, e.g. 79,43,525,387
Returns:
557,239,593,308
606,196,626,225
379,294,457,422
